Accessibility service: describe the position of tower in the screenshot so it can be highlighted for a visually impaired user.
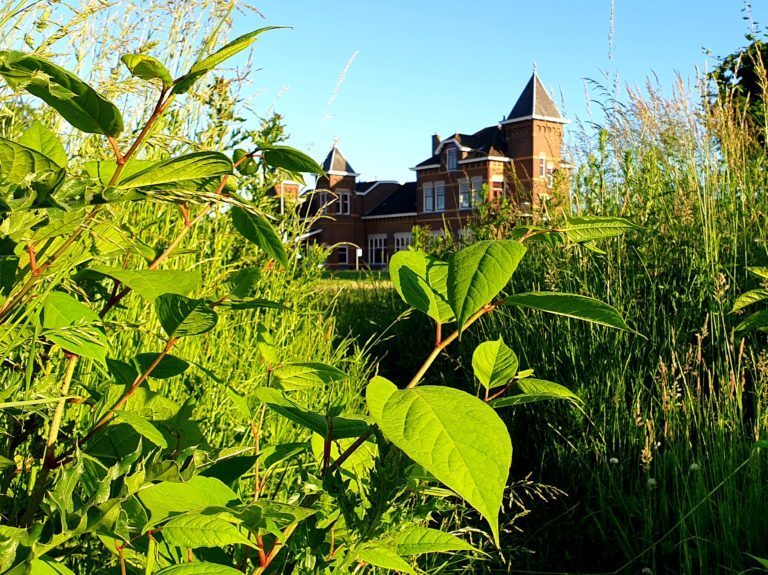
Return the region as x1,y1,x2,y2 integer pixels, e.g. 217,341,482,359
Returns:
501,72,568,210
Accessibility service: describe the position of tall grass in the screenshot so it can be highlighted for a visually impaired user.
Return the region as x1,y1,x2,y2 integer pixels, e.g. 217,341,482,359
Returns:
330,75,768,573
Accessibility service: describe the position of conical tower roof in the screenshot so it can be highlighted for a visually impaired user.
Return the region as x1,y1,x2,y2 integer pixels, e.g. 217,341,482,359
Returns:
504,72,567,124
321,145,358,176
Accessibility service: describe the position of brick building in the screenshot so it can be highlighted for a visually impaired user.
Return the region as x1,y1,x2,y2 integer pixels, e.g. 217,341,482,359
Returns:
304,72,568,268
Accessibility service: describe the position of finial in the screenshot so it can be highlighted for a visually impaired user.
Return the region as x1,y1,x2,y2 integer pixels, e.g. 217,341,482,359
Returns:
533,61,538,76
333,136,341,148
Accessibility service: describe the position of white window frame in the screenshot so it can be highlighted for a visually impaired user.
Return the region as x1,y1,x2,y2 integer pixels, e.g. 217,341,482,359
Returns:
423,183,434,212
368,234,387,266
539,154,547,178
317,191,329,214
446,147,458,171
337,246,349,265
336,189,351,215
435,180,445,211
470,176,484,206
394,232,412,253
458,179,471,210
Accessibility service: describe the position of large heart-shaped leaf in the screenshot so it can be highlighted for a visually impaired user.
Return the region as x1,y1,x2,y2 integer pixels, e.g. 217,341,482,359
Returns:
253,387,370,439
261,145,325,175
390,250,455,324
272,362,346,390
0,137,62,185
138,476,239,525
504,292,636,333
0,51,123,136
42,292,107,363
561,216,640,243
394,525,478,555
121,54,173,87
448,240,526,334
162,512,255,549
155,294,217,338
18,121,67,168
118,152,232,190
366,376,511,544
230,207,288,267
81,265,201,301
491,378,579,407
472,338,518,390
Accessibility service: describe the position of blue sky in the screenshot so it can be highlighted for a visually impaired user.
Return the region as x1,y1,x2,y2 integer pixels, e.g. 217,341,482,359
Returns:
234,1,767,182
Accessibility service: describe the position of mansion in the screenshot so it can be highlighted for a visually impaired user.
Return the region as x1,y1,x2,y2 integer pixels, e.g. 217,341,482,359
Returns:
304,72,568,268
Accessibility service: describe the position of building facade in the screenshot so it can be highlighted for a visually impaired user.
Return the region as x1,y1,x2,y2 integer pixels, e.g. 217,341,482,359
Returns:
305,72,568,268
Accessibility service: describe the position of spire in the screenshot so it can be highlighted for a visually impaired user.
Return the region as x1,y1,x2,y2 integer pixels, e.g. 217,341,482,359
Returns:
504,71,566,124
320,144,358,176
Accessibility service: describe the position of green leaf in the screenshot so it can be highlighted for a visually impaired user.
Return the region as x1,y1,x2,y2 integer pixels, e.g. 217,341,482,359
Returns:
357,543,416,574
226,387,252,420
255,324,277,365
472,338,518,390
156,563,244,575
732,288,768,313
366,376,511,545
735,309,768,332
272,362,346,390
189,27,281,75
504,292,636,333
261,145,325,175
389,250,455,324
114,410,168,448
219,298,283,311
84,159,155,186
0,136,62,185
394,526,478,555
230,207,288,267
0,51,123,136
118,152,232,190
162,512,255,549
233,149,258,175
132,353,189,379
562,216,640,243
81,265,201,302
448,240,526,334
28,558,76,574
155,294,217,338
225,267,260,298
491,378,579,407
18,121,67,168
138,476,239,524
42,292,107,363
121,54,173,87
254,387,370,439
747,267,768,280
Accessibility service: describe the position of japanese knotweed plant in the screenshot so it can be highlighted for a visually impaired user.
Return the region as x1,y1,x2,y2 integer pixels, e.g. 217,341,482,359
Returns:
0,19,641,575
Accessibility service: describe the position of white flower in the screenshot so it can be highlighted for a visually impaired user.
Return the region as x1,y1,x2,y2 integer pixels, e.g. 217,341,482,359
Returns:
690,462,700,472
609,457,619,465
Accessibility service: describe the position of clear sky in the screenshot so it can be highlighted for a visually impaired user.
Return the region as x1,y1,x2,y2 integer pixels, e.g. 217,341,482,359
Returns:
233,1,768,183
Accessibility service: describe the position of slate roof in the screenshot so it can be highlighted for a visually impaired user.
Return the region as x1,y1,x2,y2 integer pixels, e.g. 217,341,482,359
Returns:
414,125,508,168
364,182,418,217
506,72,563,121
321,145,357,175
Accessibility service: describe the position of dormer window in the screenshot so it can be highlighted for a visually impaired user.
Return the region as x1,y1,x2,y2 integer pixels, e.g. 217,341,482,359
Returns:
447,147,458,171
336,189,351,215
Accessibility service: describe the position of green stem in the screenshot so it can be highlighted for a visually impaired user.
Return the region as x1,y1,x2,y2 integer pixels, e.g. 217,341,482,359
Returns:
20,353,78,525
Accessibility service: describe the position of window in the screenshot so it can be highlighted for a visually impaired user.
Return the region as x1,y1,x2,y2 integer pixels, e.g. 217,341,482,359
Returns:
394,232,411,252
423,183,434,212
492,180,505,197
471,176,484,206
446,147,458,171
459,179,470,209
317,191,329,214
368,234,387,266
336,246,348,265
435,181,445,211
539,154,546,178
336,190,351,215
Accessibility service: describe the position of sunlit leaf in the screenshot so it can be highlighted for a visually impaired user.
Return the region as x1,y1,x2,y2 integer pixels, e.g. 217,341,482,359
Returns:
18,121,67,168
472,338,518,390
505,292,636,333
562,216,640,243
390,250,455,324
230,207,288,267
121,54,173,87
155,294,217,338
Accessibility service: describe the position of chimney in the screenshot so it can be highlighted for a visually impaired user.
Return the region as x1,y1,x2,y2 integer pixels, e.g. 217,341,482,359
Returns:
432,134,441,155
